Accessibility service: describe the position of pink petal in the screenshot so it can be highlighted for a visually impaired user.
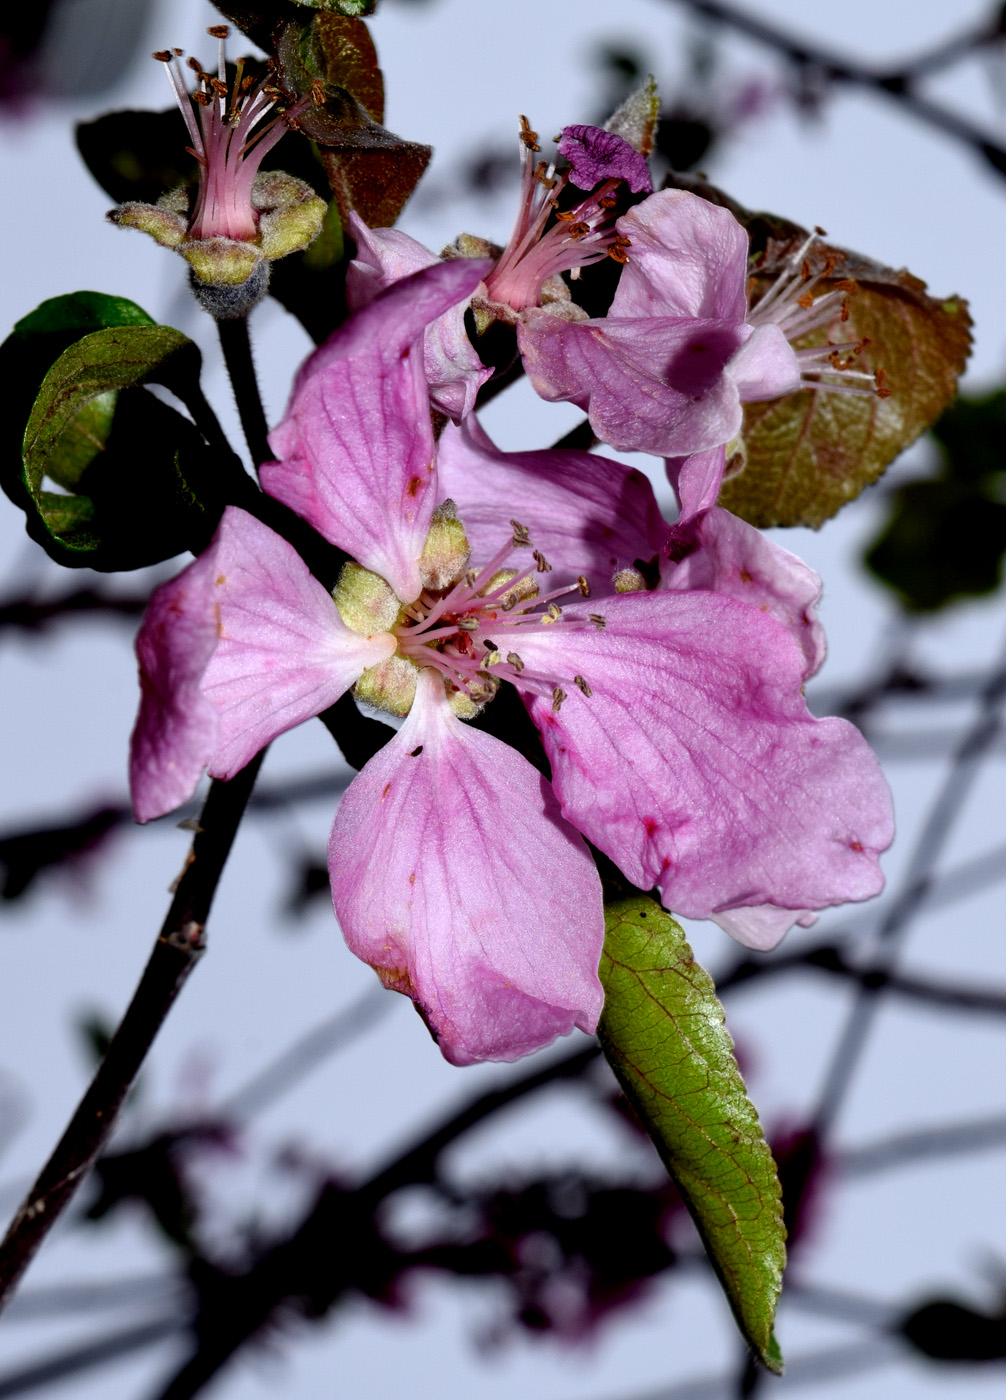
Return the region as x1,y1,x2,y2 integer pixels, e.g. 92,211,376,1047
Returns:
345,213,491,421
710,904,818,952
328,669,604,1065
611,190,749,322
436,417,667,591
129,548,222,823
665,445,727,523
728,321,801,401
662,504,826,679
517,311,747,456
264,259,489,602
509,591,893,924
557,125,653,193
202,508,396,779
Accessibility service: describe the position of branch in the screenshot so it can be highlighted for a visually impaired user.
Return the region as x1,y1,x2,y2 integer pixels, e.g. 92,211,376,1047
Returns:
669,0,1006,176
0,752,264,1314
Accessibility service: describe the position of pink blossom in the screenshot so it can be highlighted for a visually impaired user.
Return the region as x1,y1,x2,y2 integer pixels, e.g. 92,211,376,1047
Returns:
518,189,878,456
130,260,893,1063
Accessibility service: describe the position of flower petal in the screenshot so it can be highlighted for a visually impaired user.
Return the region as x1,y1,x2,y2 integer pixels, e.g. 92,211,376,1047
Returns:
710,904,818,952
728,321,801,401
129,549,222,823
557,124,653,193
509,591,893,924
517,311,747,456
202,508,396,779
665,445,727,523
264,259,490,601
329,669,604,1065
345,213,491,422
436,417,667,590
611,190,749,322
663,504,826,679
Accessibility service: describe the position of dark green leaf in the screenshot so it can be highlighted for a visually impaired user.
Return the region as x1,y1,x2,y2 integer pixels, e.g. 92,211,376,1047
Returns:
19,325,224,569
76,109,198,204
598,890,785,1372
0,292,156,517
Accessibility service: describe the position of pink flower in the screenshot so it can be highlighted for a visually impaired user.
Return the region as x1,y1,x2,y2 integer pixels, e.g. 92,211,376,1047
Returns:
110,28,325,315
130,260,893,1062
518,188,879,456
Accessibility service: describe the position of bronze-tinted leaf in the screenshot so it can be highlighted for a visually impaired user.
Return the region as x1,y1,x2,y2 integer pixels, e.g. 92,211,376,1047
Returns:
721,239,971,528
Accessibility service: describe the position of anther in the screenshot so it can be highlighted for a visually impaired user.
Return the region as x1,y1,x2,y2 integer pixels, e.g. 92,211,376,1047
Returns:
153,49,173,62
457,617,479,631
519,115,540,152
207,24,229,38
874,368,893,399
552,687,567,712
533,550,551,573
574,675,593,697
800,259,811,281
589,613,607,629
311,80,326,105
814,225,828,235
598,195,617,209
542,603,562,623
568,221,590,239
510,519,531,547
577,576,590,597
507,651,525,673
484,650,502,668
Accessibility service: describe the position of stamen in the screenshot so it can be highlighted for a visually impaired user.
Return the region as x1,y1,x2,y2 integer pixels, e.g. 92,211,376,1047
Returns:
574,675,593,697
552,687,567,712
533,550,551,573
507,652,525,673
589,613,607,629
577,576,590,597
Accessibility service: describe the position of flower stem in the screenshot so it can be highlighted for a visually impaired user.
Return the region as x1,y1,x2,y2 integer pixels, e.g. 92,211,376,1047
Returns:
0,753,265,1315
217,317,272,470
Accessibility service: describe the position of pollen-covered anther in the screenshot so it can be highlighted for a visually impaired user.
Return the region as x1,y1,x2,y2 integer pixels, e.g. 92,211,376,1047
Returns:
510,519,532,547
507,651,525,673
577,576,590,597
519,115,540,152
552,687,567,712
541,603,562,624
484,649,503,668
613,567,645,593
207,24,229,38
533,550,552,573
574,675,592,697
457,617,479,631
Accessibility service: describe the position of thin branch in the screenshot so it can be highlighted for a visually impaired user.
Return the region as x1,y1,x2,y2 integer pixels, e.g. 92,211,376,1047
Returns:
0,753,264,1315
669,0,1006,176
0,1316,186,1399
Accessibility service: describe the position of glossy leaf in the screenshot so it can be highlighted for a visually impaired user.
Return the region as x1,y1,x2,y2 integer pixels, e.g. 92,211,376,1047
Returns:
598,889,785,1371
18,324,221,569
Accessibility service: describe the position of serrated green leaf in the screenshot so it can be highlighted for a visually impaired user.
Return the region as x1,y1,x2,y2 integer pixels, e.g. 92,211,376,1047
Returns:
598,891,785,1372
18,325,219,569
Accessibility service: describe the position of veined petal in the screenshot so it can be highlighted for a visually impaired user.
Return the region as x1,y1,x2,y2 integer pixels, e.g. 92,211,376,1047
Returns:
710,904,818,952
518,311,746,457
329,669,604,1065
129,548,222,823
728,321,802,401
510,591,893,923
611,190,749,322
264,259,490,602
665,445,727,523
437,417,667,590
203,508,396,779
662,505,826,679
345,213,491,422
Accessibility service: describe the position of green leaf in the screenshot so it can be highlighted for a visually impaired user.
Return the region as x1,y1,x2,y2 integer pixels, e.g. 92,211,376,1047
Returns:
18,324,222,569
598,890,785,1372
664,174,972,528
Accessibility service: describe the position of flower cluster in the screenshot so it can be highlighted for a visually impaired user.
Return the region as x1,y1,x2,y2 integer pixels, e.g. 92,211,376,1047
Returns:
129,114,893,1065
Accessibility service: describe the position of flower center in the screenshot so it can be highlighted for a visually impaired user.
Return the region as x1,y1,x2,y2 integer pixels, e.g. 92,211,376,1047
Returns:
154,26,312,242
747,230,891,399
481,119,650,314
395,520,602,715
